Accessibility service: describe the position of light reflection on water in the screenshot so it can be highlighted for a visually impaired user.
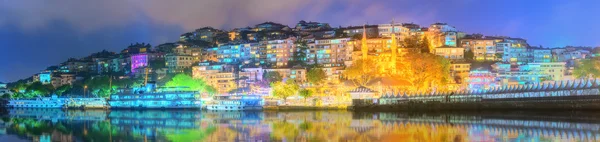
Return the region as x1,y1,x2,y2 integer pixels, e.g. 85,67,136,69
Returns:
0,109,599,142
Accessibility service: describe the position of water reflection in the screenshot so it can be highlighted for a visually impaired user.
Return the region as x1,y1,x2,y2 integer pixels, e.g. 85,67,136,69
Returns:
1,109,600,142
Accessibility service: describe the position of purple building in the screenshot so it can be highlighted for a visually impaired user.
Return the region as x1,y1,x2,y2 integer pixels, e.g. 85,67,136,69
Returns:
131,53,148,73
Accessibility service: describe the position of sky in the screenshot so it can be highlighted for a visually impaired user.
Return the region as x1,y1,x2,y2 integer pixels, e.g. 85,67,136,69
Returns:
1,0,599,82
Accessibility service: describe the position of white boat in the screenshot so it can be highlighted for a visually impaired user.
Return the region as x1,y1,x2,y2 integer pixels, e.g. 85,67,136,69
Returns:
206,95,263,110
8,95,66,108
8,95,109,109
108,83,202,109
65,97,108,109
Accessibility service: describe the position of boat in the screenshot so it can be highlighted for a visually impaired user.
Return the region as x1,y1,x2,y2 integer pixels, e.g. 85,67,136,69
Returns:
7,95,109,109
206,95,264,110
108,82,202,109
65,97,108,109
7,95,66,108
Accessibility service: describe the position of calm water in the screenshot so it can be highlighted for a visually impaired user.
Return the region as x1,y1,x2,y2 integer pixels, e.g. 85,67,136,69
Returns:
1,109,600,142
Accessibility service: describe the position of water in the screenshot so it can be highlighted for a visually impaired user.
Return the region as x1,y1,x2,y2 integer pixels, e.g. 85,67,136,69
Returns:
1,109,600,142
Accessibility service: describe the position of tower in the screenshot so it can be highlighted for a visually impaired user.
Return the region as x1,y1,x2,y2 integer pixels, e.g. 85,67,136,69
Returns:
361,24,368,60
391,19,398,73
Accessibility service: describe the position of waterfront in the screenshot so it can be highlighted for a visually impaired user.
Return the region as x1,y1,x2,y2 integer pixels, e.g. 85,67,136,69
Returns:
1,109,600,141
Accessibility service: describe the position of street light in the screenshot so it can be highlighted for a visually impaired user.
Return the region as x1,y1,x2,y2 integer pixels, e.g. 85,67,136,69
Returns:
84,85,88,97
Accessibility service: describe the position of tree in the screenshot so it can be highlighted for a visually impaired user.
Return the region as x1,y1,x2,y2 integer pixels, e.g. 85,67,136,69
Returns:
149,60,166,69
54,85,72,96
464,50,475,61
271,80,299,104
84,76,112,97
165,73,215,94
342,58,378,86
573,58,600,78
401,53,451,92
420,36,431,53
2,93,10,99
25,82,54,98
263,71,282,83
298,89,314,105
288,41,308,67
307,68,326,85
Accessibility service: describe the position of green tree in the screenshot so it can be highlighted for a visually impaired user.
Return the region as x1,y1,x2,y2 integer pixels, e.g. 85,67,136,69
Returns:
84,76,112,97
25,82,54,98
149,60,166,69
54,85,72,96
573,58,600,78
464,50,475,61
2,93,10,99
271,80,299,104
307,68,326,85
264,71,282,83
298,89,314,105
165,73,216,94
288,41,308,67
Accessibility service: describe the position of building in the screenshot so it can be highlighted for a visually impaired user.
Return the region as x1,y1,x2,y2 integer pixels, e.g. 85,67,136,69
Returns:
522,62,566,82
166,45,195,73
530,48,552,63
39,71,52,84
51,74,77,88
265,37,296,67
502,42,530,64
166,54,194,73
348,37,397,59
342,25,378,38
192,62,236,94
130,53,148,73
307,37,352,67
0,82,10,95
426,23,459,47
377,23,403,38
294,20,331,31
264,68,306,83
460,36,502,61
468,70,497,90
239,67,264,85
450,61,471,83
434,46,464,60
254,22,289,31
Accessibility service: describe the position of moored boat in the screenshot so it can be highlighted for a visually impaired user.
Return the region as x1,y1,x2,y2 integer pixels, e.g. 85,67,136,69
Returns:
206,95,263,110
108,82,202,109
7,94,109,109
7,95,66,108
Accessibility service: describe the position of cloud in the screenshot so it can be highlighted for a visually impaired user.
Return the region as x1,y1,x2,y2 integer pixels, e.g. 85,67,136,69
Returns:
0,0,344,32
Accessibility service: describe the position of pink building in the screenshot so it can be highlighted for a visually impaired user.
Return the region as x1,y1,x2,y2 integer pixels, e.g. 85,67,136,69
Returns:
131,53,148,72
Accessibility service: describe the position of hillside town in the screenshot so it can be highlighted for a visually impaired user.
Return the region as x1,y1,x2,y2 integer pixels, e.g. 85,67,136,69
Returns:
3,20,600,106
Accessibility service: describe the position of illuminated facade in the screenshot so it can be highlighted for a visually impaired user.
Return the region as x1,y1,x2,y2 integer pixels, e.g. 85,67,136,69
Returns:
166,45,194,73
522,62,566,82
307,37,352,67
130,53,148,73
461,37,501,61
426,23,459,48
192,62,236,94
531,48,552,63
265,37,296,67
342,25,378,38
109,84,201,108
348,37,397,60
468,70,497,90
264,68,306,83
51,73,76,88
450,62,471,84
39,71,52,84
434,46,464,60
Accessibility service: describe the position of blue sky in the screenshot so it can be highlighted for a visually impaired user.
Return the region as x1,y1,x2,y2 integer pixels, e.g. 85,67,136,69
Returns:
1,0,599,82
